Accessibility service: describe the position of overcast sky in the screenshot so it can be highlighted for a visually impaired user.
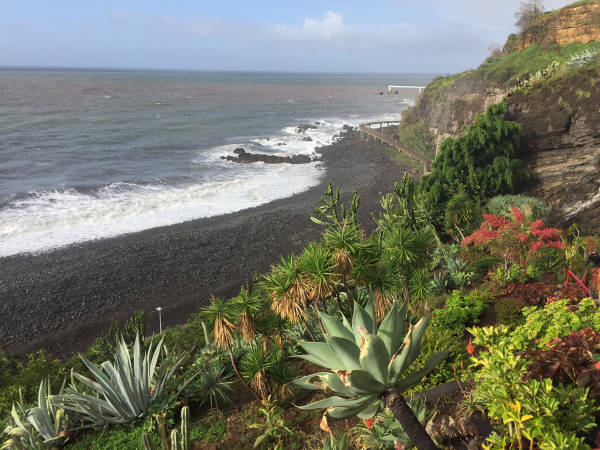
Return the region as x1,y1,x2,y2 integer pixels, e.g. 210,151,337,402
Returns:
0,0,575,73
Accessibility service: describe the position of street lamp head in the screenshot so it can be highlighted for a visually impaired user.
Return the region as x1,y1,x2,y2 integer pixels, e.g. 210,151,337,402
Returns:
156,307,163,312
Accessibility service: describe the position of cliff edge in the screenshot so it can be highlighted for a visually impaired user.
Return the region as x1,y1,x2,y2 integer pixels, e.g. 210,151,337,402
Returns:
401,0,600,230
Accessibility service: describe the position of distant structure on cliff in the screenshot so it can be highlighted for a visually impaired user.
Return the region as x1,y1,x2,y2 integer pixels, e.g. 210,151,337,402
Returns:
387,85,425,94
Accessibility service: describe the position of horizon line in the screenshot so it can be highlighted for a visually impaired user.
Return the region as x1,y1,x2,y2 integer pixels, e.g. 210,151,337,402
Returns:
0,65,441,76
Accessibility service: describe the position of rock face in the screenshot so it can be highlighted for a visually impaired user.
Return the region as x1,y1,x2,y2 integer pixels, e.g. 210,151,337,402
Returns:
504,68,600,230
519,2,600,50
407,73,509,152
221,148,312,164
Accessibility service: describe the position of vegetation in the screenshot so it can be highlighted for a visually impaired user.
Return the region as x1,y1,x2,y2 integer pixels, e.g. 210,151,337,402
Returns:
2,5,600,446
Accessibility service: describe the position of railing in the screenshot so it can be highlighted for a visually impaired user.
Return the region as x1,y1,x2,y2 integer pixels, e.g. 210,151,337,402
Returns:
358,121,432,174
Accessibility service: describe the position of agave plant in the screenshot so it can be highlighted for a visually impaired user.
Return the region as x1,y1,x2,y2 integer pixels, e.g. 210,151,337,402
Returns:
2,398,42,450
54,334,185,426
294,296,447,450
27,380,69,446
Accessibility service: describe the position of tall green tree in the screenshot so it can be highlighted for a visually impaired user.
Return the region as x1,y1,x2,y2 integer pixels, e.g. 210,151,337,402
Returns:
420,101,524,225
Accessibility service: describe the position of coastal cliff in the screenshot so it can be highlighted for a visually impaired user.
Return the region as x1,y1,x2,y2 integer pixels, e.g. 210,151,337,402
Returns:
519,1,600,49
401,0,600,230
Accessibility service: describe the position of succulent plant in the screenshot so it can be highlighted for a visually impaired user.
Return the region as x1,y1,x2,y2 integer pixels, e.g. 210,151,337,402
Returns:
294,295,446,449
142,406,189,450
27,380,69,446
54,334,186,426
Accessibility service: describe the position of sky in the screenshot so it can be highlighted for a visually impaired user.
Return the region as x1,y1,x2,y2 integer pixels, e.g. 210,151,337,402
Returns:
0,0,576,74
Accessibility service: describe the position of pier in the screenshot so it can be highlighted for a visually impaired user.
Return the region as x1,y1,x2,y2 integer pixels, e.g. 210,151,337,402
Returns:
387,85,425,93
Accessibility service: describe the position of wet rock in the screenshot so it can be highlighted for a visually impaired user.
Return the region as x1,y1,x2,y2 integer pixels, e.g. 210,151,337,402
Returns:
296,124,318,133
302,137,313,142
221,148,311,164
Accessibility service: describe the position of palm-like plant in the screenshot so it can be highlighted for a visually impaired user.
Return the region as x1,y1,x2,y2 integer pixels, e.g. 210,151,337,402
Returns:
408,268,431,303
294,296,446,450
199,296,257,399
261,256,315,340
54,334,185,426
298,241,338,318
230,285,264,344
241,346,277,400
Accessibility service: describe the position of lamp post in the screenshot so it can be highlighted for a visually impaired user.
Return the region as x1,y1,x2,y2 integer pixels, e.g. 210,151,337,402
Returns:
156,307,163,333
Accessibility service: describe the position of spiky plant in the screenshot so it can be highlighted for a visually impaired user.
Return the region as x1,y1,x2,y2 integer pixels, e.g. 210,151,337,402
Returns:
298,241,338,313
2,392,43,450
199,296,256,399
193,360,233,410
408,268,431,302
54,334,185,426
26,380,69,446
323,221,363,294
294,296,446,450
261,256,315,340
241,346,277,400
230,284,264,344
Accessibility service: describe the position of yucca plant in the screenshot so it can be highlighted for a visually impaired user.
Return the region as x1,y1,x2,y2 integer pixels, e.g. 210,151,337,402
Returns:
241,346,277,400
198,296,257,399
261,256,315,341
54,334,185,426
294,296,446,450
229,284,264,344
2,395,43,450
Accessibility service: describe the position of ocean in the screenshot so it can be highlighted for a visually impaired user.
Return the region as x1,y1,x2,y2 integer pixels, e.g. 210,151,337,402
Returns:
0,70,433,257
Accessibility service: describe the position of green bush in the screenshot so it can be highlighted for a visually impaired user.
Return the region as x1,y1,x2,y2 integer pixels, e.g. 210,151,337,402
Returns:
486,194,549,221
408,326,468,394
420,102,524,228
495,297,527,326
431,290,489,332
0,350,67,417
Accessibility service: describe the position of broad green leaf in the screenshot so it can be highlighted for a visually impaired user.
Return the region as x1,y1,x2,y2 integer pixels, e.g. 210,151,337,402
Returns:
342,370,385,394
356,399,384,419
298,395,368,410
298,341,345,370
352,302,374,346
359,333,390,385
327,336,362,371
395,351,448,393
320,312,356,342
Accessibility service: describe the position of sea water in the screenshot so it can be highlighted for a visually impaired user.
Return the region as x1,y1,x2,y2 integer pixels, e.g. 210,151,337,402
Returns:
0,70,433,257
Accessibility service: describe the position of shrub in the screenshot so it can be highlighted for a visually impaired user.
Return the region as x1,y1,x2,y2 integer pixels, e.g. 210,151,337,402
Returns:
420,102,524,225
431,290,489,332
408,326,468,394
495,296,527,326
523,328,600,399
487,195,549,221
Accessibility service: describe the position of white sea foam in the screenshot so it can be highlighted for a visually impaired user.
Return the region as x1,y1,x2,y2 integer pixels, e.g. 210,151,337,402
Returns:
0,162,323,257
0,112,405,258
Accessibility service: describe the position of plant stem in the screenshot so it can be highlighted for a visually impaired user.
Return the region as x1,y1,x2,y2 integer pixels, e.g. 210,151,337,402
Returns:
383,389,437,450
226,342,259,401
299,315,317,341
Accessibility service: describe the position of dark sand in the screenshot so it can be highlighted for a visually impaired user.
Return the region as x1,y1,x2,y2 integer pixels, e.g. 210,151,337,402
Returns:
0,131,415,358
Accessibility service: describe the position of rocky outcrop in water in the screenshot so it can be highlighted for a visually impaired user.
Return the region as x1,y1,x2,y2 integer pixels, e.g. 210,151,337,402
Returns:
221,148,312,164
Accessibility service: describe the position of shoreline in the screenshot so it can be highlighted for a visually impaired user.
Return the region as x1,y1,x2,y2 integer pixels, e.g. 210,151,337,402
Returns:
0,131,416,358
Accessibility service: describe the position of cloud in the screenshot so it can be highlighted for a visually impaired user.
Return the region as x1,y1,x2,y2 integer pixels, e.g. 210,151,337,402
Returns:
270,11,348,41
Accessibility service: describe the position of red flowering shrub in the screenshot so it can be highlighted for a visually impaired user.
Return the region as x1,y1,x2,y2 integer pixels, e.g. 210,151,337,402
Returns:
463,207,563,268
523,328,600,399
